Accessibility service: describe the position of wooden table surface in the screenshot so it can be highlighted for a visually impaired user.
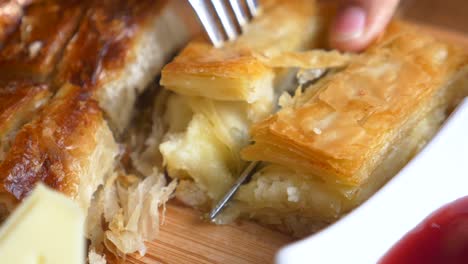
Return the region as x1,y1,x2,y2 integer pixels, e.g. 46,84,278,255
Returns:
126,202,292,264
125,3,468,264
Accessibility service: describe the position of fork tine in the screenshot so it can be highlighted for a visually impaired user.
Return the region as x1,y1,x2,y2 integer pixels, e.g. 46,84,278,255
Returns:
229,0,248,29
209,161,260,220
245,0,260,17
211,0,239,41
189,0,225,47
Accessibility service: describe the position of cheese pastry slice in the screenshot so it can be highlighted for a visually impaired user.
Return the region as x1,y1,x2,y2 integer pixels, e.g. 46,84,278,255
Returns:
0,84,118,220
56,0,192,133
235,22,468,236
161,0,326,106
159,0,329,208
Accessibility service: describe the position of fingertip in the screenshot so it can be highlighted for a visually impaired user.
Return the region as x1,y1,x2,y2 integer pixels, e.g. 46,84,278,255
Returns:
329,0,400,52
329,5,367,52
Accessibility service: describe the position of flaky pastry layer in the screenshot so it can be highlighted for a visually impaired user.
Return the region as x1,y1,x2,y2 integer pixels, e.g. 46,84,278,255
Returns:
242,22,468,186
234,99,454,236
0,84,118,215
0,0,83,82
0,82,51,161
56,0,191,132
161,0,322,103
160,0,331,206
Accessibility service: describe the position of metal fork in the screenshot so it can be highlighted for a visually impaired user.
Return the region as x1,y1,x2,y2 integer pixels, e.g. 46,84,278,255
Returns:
187,0,262,219
188,0,260,47
209,161,260,220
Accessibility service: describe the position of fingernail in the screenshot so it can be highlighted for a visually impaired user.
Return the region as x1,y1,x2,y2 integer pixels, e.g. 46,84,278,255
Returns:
332,6,366,42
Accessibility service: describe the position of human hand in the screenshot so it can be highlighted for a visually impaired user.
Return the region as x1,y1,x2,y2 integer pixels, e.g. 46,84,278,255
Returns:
329,0,400,51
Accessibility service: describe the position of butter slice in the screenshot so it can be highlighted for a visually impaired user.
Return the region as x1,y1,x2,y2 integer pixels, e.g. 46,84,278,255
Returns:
0,184,85,264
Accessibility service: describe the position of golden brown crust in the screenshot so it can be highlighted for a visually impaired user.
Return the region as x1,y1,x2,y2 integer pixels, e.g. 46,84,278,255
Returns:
0,84,104,202
54,0,192,132
242,22,468,185
160,0,320,101
163,42,270,81
253,50,353,69
0,81,50,137
55,0,169,89
0,0,84,82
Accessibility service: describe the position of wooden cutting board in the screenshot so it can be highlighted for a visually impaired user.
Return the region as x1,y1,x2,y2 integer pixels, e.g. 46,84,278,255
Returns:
126,201,292,264
124,23,468,264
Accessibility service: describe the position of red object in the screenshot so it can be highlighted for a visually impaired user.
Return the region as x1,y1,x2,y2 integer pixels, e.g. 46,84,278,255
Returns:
379,196,468,264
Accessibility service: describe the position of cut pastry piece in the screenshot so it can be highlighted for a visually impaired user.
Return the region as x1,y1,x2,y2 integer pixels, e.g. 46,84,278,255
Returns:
0,82,50,162
56,0,192,133
160,0,329,208
0,83,118,219
236,22,468,235
243,22,468,185
161,0,325,104
0,0,84,82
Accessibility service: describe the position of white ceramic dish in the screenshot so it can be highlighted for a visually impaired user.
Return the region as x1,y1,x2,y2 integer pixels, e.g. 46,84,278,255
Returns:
276,98,468,264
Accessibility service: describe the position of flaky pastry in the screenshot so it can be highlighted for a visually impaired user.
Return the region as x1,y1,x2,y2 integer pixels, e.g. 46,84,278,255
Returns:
234,22,468,235
159,0,329,207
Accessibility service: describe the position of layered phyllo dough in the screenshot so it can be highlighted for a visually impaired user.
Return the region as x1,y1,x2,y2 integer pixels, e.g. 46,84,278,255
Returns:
0,0,190,212
0,0,466,261
0,82,50,162
56,0,191,133
0,0,84,82
160,0,329,208
233,22,468,236
0,0,194,260
0,84,118,217
0,0,81,162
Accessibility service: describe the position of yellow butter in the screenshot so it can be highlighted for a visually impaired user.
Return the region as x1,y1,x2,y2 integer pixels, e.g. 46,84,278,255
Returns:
0,184,85,264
